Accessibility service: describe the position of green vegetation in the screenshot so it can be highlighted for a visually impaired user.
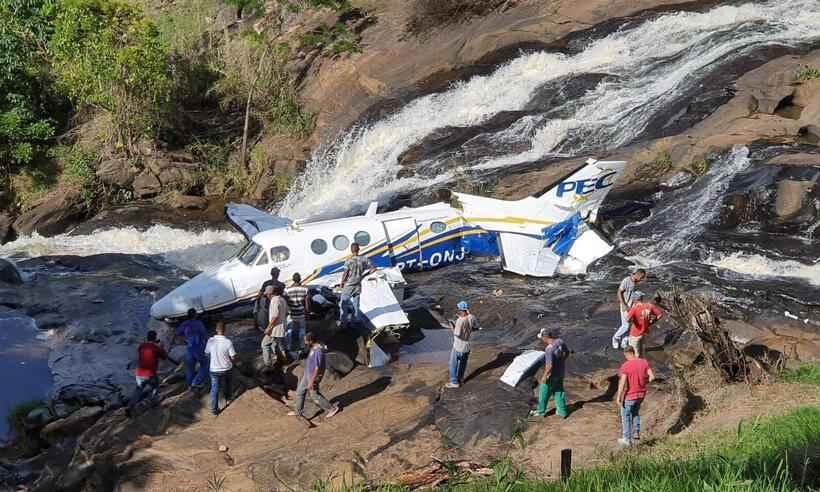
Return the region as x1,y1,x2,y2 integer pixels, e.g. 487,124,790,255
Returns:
783,363,820,386
796,65,820,82
300,21,362,56
50,0,172,151
53,145,101,205
315,406,820,492
6,399,45,438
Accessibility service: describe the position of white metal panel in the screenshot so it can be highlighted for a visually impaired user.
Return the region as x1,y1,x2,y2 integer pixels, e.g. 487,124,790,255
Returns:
359,268,410,329
382,217,421,262
499,233,559,277
558,227,614,275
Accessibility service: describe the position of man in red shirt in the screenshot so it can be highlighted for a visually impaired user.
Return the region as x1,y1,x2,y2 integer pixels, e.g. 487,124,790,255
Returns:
626,292,663,358
127,330,177,416
616,346,655,446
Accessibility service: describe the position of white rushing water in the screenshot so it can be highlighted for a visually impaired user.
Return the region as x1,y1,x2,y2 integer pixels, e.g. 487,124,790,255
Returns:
0,225,243,271
618,145,753,265
279,0,820,219
706,252,820,286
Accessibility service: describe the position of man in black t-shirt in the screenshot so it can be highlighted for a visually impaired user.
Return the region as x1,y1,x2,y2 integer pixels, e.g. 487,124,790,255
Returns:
254,267,285,329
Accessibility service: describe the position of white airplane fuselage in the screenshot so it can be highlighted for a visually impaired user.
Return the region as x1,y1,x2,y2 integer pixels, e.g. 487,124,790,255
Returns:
150,159,627,320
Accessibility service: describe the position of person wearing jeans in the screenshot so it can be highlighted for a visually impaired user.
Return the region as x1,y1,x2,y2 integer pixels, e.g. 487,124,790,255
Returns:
127,375,159,414
446,301,479,388
289,332,340,420
616,345,655,446
126,330,177,417
205,322,237,416
612,269,646,349
174,308,209,389
339,243,375,327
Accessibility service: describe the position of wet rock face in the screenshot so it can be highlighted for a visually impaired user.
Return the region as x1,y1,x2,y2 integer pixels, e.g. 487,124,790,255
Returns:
39,406,103,444
0,213,16,245
718,155,820,232
0,258,23,285
12,186,87,236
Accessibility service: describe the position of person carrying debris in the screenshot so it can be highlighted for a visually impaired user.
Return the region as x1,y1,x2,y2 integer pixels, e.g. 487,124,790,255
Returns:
289,332,341,420
254,267,284,330
126,330,178,417
339,243,375,327
262,284,289,366
446,301,479,389
530,329,569,418
616,345,655,446
174,308,209,390
612,269,647,349
285,272,311,356
205,322,237,416
625,292,663,358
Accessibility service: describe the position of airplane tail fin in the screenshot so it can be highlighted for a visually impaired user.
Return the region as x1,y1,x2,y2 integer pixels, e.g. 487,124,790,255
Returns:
528,158,627,222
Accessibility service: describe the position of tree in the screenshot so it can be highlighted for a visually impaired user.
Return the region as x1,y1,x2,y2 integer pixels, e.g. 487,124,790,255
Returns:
49,0,172,152
0,0,58,181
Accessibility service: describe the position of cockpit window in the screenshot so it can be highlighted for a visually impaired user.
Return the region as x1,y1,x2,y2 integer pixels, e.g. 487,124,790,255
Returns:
256,251,269,266
270,246,290,263
238,242,262,265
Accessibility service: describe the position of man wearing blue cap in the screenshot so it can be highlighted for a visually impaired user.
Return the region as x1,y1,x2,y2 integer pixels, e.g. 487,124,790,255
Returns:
446,301,479,388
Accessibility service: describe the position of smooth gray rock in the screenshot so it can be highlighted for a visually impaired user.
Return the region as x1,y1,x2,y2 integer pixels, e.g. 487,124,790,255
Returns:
39,406,104,443
0,258,23,285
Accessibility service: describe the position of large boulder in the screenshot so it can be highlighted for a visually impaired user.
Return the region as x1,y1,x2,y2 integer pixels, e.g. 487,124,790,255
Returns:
738,55,798,114
147,157,199,193
774,179,812,218
39,406,104,444
133,170,162,198
96,158,137,187
0,258,23,285
12,187,86,236
0,213,15,244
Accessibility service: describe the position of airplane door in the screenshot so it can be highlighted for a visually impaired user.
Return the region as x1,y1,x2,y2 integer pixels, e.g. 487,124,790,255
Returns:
382,218,423,271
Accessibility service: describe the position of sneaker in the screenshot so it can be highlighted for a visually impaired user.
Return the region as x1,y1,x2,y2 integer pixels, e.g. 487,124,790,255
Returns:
287,411,298,416
528,410,544,418
611,337,621,350
325,405,341,419
617,438,632,447
445,382,460,389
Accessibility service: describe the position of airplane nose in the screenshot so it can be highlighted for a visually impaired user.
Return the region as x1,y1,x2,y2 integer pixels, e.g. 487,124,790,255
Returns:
150,295,174,320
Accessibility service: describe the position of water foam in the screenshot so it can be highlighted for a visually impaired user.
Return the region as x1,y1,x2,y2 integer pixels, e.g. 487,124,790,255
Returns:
0,225,243,271
707,252,820,286
279,0,820,219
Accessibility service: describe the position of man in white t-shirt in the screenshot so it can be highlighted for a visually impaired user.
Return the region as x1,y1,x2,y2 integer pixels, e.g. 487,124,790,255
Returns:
205,322,237,416
612,269,646,349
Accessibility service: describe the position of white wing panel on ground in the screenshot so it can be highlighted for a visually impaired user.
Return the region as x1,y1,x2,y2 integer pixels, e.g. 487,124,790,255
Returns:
359,267,409,329
500,350,545,387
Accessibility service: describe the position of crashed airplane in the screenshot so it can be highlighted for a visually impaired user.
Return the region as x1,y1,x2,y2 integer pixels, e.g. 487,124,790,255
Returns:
150,158,627,323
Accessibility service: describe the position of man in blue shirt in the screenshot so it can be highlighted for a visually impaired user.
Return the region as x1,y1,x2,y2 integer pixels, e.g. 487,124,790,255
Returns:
175,308,209,389
288,332,341,420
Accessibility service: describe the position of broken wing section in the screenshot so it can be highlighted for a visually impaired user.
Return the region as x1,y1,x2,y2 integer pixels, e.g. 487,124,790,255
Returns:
498,221,613,277
225,203,292,240
359,267,409,330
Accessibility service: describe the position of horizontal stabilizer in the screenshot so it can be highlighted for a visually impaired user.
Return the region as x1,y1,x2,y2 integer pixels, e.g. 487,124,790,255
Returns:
498,233,561,277
225,203,291,240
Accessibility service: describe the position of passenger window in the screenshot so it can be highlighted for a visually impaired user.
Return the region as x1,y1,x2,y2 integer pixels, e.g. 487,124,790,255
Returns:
354,231,371,246
431,221,447,233
333,235,350,251
311,239,327,255
270,246,290,263
256,251,269,266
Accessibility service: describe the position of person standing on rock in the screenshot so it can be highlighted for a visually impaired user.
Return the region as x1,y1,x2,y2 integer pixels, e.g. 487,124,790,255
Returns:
339,243,375,327
530,329,569,418
205,322,237,416
625,292,663,358
175,308,209,390
612,269,647,350
254,267,284,330
289,332,341,420
127,330,177,417
446,301,479,389
262,284,289,366
616,345,655,446
284,272,310,356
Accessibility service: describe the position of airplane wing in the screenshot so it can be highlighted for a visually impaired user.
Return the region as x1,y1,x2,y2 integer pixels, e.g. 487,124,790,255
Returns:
225,203,292,240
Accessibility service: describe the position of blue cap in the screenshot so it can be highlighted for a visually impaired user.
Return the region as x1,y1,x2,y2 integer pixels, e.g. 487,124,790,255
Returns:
457,301,469,311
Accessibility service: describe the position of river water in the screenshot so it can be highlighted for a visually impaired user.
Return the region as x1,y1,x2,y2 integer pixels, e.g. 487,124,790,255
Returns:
1,0,820,434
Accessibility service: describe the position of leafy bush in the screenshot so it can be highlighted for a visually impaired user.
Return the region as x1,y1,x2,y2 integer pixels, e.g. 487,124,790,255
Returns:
300,22,361,56
53,145,100,205
50,0,172,151
796,65,820,82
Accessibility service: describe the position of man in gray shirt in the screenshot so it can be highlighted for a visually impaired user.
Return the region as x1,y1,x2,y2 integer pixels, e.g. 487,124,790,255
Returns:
339,243,375,327
446,301,479,388
612,269,646,349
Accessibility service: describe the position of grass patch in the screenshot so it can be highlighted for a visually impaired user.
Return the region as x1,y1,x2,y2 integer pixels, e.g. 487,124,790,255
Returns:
322,406,820,491
783,364,820,386
796,65,820,82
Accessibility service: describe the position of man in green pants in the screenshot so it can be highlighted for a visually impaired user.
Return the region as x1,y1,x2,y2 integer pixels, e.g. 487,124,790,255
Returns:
530,328,569,418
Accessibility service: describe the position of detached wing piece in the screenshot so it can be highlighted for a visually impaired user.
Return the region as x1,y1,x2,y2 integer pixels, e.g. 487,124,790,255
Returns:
225,203,291,240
